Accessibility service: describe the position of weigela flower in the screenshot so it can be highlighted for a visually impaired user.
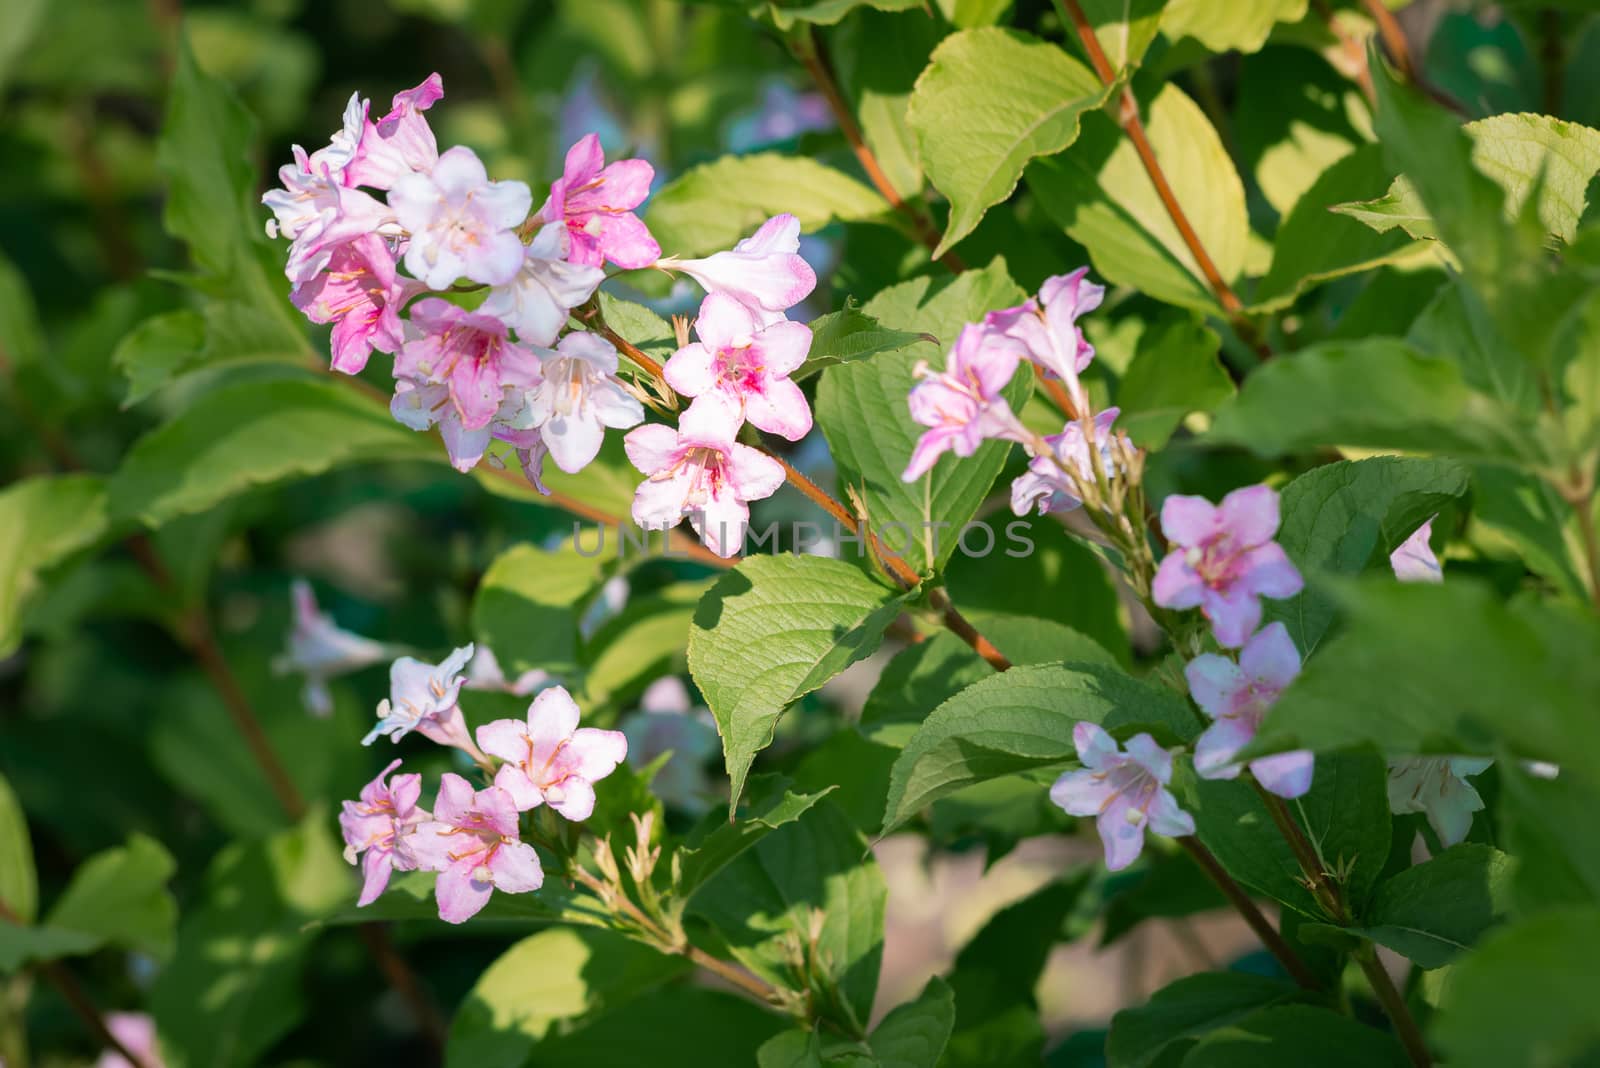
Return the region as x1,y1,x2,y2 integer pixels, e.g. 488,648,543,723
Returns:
623,394,787,557
1390,517,1442,583
346,74,443,190
537,133,660,269
902,323,1027,481
986,267,1104,406
363,644,477,751
477,685,627,820
1010,408,1121,516
1152,485,1304,649
272,579,398,717
1387,757,1492,847
264,153,393,283
391,378,530,473
290,233,420,374
407,774,543,923
663,292,813,441
95,1013,165,1068
1184,622,1314,798
480,224,606,347
664,214,816,326
390,146,531,289
620,677,720,814
339,758,428,906
1050,722,1194,871
516,331,644,474
395,299,543,433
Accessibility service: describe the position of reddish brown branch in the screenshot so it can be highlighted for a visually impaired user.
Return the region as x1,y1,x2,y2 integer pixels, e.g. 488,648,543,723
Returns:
1175,836,1321,990
1362,0,1415,81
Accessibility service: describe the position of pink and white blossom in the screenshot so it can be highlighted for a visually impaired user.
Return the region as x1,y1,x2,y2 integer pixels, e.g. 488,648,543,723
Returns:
1010,408,1121,516
986,267,1104,407
264,150,393,283
1390,517,1442,583
663,292,813,440
480,224,606,347
477,685,627,820
290,233,420,374
1049,722,1194,871
346,74,444,190
517,331,644,474
95,1013,166,1068
624,394,786,557
407,774,543,923
902,323,1028,482
390,146,531,289
1152,485,1304,649
395,299,543,432
391,377,530,473
1183,622,1313,798
1387,757,1492,847
363,645,482,760
272,579,400,717
663,214,816,326
339,759,428,906
537,133,660,269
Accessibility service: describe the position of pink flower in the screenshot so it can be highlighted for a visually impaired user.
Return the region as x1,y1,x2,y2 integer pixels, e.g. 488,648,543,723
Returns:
664,214,816,326
290,233,420,374
264,149,393,283
1184,622,1314,798
517,331,644,474
363,645,483,761
391,377,529,472
538,133,660,269
396,299,543,431
407,774,543,923
902,323,1027,481
1152,485,1304,649
1387,757,1492,847
271,579,400,717
346,74,443,190
1390,517,1442,583
624,394,786,557
339,758,428,906
390,146,531,289
477,685,627,820
663,292,813,440
1010,408,1121,516
986,267,1104,407
480,223,606,346
1049,722,1194,871
95,1013,165,1068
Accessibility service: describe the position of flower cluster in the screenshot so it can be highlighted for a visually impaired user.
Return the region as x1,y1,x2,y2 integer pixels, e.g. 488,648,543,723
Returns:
339,643,626,923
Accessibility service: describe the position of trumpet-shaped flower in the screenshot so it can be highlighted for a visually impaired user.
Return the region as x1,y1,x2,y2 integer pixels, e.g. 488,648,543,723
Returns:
902,324,1027,481
391,377,529,473
663,292,813,440
272,579,399,717
1010,408,1121,516
480,223,605,346
537,133,659,269
1152,485,1304,648
264,150,393,284
1184,622,1314,798
664,214,815,326
290,233,419,374
517,331,644,474
986,268,1104,405
477,685,627,820
395,299,543,431
407,774,543,923
390,146,531,289
1390,517,1442,583
1387,757,1493,847
363,644,478,755
346,74,443,190
339,759,428,906
1050,722,1194,871
624,394,786,557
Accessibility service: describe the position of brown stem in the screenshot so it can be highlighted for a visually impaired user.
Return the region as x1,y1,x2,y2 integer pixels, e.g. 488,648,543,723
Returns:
1175,836,1321,990
1058,0,1270,360
791,29,967,273
1357,947,1433,1068
925,587,1013,671
684,946,785,1004
1362,0,1415,81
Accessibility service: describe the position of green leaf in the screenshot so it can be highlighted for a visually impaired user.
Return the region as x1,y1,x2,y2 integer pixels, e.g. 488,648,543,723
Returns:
472,543,609,679
1027,84,1247,312
1433,906,1600,1068
1254,145,1421,312
758,1029,824,1068
908,28,1108,256
678,778,838,899
1180,1003,1408,1067
1073,0,1166,74
0,773,36,924
112,310,208,407
688,554,909,809
1158,0,1309,55
45,834,178,961
880,662,1198,835
689,801,886,1030
579,580,710,708
1113,314,1232,448
1343,844,1513,969
1189,747,1391,917
816,259,1030,574
446,927,686,1068
525,986,786,1065
1252,579,1600,790
867,976,955,1068
0,475,109,657
647,153,891,258
1407,277,1540,413
597,292,677,370
759,0,922,31
1499,761,1600,913
109,378,436,528
1107,972,1305,1068
797,303,933,383
1266,456,1470,654
1233,48,1365,219
836,9,944,202
0,925,103,974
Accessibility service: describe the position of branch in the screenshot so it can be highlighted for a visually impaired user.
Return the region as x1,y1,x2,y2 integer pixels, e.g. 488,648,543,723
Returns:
1175,836,1321,990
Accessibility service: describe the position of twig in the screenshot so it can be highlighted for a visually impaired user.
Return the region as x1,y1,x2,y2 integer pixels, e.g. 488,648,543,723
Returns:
1175,836,1321,990
1361,0,1415,81
1311,0,1375,104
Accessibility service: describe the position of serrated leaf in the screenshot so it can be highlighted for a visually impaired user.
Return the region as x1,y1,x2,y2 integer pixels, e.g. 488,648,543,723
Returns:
678,778,838,898
797,303,931,383
880,662,1198,835
0,475,110,658
868,976,955,1068
1180,1004,1408,1067
45,833,178,962
760,0,922,31
908,28,1108,256
597,292,677,370
1158,0,1309,55
1074,0,1165,74
1341,844,1513,968
1107,972,1304,1068
472,543,609,680
579,580,710,707
688,555,908,810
